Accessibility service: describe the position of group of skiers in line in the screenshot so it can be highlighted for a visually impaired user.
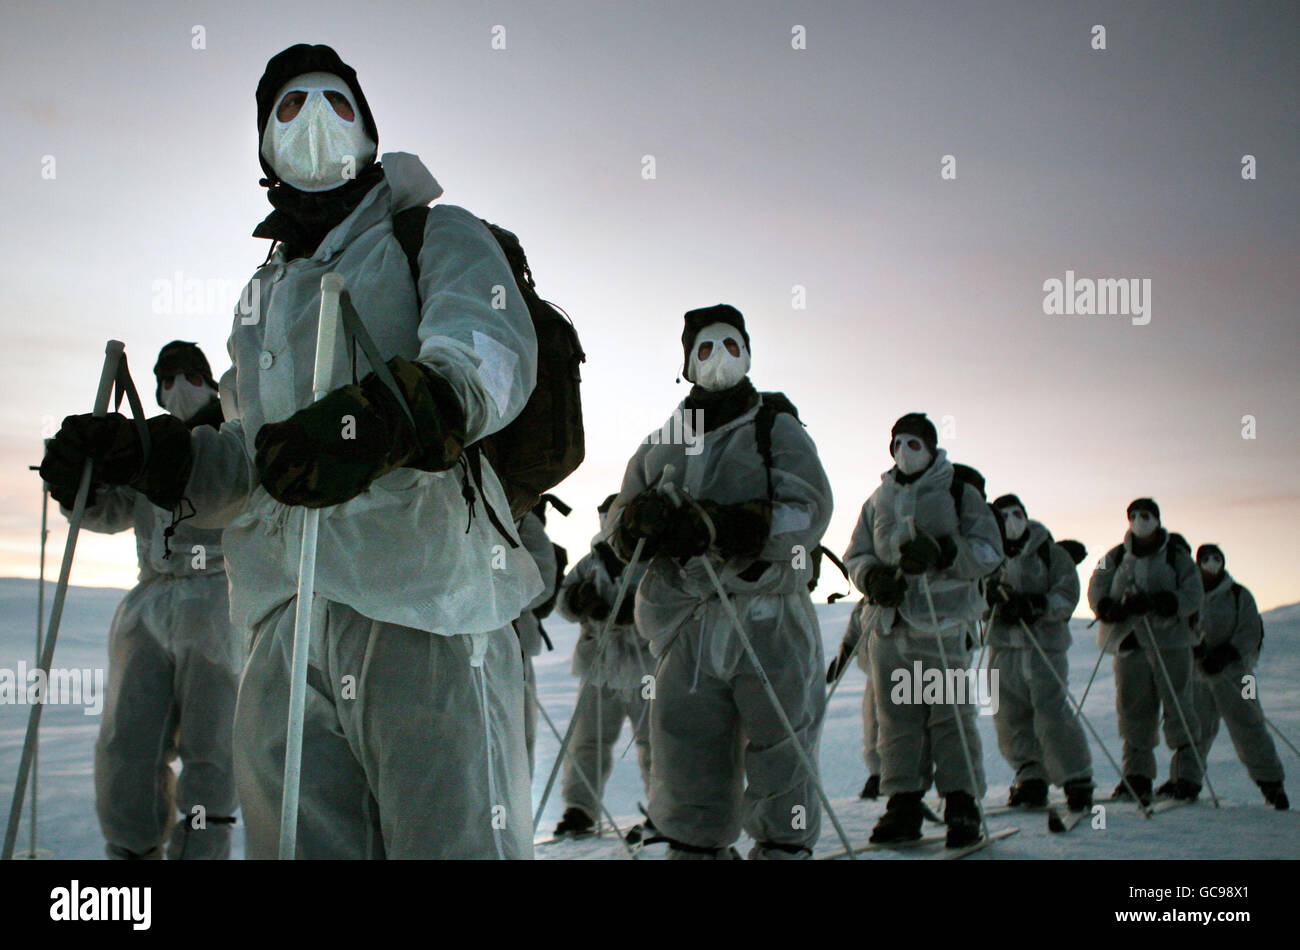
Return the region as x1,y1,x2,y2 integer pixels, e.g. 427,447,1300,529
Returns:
32,43,1289,861
538,404,1289,858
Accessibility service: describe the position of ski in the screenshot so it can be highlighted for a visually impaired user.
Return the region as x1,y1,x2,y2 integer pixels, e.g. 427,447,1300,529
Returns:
1150,798,1194,814
819,832,949,860
942,826,1020,859
982,803,1060,819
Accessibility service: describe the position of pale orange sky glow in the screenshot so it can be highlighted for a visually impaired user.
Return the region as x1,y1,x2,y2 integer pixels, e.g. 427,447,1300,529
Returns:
1,1,1296,615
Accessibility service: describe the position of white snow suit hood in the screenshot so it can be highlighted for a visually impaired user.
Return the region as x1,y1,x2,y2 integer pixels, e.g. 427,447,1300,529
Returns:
844,449,1004,638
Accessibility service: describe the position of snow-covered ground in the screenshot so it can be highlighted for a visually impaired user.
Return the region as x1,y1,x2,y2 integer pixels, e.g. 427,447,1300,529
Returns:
2,577,1297,859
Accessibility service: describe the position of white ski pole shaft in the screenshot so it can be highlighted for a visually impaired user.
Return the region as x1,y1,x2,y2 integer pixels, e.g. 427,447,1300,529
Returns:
528,679,639,858
904,515,988,840
659,470,857,860
1076,630,1112,716
1263,715,1300,761
31,479,49,857
4,340,124,860
278,273,344,860
533,536,646,832
1138,615,1219,807
1016,618,1152,818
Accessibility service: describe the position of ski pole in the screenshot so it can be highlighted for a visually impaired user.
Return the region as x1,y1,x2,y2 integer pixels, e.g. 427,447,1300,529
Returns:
1015,619,1152,817
659,469,857,860
1262,715,1300,761
1138,615,1219,808
825,628,863,704
527,678,638,858
278,273,344,860
1076,625,1115,716
533,536,646,833
4,341,126,860
905,517,989,842
16,464,52,859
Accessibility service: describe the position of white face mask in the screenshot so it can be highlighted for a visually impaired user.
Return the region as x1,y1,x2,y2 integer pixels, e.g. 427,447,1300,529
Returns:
260,72,376,192
1200,556,1224,576
891,435,932,476
1129,511,1158,539
160,378,215,422
1002,509,1028,541
689,322,750,392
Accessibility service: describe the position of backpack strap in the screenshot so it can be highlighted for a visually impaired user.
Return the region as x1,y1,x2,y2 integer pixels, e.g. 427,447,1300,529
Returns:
1105,543,1126,571
393,205,430,282
755,392,800,501
594,541,624,582
391,203,520,547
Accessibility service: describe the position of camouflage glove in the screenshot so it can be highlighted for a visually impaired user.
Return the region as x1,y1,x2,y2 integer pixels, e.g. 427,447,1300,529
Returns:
1015,593,1047,625
255,356,465,508
698,499,772,559
41,413,144,508
565,578,609,622
1199,642,1240,676
41,413,192,510
658,502,712,559
866,565,907,607
615,490,674,559
898,530,943,575
1121,590,1154,616
615,593,636,626
1096,596,1128,624
1151,590,1179,618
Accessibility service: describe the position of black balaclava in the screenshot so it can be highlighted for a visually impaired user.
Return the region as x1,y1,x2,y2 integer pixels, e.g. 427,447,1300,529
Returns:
1197,543,1226,591
1126,497,1164,555
680,304,751,380
680,304,758,432
889,412,938,484
153,341,217,405
252,44,385,260
993,493,1029,555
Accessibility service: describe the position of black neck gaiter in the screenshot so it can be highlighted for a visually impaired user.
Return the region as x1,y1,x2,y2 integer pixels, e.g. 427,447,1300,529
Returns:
253,162,385,260
684,378,759,434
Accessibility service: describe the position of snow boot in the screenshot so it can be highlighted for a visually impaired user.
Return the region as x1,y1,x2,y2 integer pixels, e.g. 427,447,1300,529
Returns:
869,791,924,844
665,839,741,860
1156,778,1201,802
1257,781,1289,811
944,791,982,848
1064,779,1094,812
624,803,657,844
553,806,595,838
1112,774,1152,806
748,841,813,860
860,774,881,800
1007,778,1049,808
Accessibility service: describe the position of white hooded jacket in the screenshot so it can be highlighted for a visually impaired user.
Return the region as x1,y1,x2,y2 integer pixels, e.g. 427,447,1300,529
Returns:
183,152,543,636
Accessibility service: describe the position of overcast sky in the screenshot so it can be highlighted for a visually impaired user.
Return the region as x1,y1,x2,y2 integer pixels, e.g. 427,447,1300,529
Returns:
1,0,1296,612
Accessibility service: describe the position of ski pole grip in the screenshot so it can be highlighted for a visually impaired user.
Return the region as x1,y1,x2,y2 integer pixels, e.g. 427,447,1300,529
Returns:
92,340,126,417
313,274,345,400
659,464,680,506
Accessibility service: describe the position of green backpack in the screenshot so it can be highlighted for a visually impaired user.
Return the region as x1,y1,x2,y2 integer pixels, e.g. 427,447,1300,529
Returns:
393,207,587,527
